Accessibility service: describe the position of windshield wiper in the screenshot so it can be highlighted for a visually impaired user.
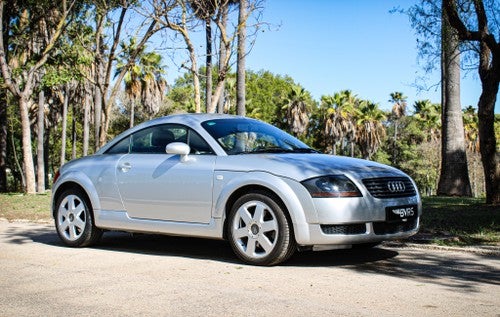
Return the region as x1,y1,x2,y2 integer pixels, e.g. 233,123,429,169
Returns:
288,148,319,153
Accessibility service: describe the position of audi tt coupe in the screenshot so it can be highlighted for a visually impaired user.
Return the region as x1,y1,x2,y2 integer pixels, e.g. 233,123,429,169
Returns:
52,114,421,265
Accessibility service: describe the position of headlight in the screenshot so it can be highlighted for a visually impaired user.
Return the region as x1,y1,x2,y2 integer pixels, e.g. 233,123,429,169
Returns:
301,175,362,198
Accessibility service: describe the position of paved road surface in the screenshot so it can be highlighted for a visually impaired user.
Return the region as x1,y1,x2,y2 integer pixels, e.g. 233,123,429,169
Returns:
1,220,499,316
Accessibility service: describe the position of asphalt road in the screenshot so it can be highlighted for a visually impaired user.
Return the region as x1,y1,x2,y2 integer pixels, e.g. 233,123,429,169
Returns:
1,220,499,317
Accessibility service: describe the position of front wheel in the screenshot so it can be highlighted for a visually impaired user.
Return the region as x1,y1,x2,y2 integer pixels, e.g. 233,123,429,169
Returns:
227,192,296,266
54,188,102,247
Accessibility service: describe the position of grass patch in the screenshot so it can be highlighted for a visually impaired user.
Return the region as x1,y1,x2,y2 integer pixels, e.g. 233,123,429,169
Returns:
0,193,498,247
0,192,52,222
419,196,500,246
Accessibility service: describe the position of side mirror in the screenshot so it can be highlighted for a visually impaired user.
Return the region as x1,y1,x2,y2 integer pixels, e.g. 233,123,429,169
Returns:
166,142,192,162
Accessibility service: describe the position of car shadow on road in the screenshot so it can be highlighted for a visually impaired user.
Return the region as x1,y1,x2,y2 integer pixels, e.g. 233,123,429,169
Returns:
6,224,499,292
95,231,400,267
10,225,398,267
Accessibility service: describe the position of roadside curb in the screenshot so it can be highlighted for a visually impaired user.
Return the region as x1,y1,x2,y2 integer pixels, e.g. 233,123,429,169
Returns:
384,241,500,257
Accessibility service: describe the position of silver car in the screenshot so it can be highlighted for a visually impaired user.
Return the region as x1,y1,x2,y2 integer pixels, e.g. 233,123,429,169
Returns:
52,114,421,265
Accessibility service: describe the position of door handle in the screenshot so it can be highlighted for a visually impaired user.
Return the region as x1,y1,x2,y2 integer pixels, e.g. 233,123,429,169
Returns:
119,162,132,172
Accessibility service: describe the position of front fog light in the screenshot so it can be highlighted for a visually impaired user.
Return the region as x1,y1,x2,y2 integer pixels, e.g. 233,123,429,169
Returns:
301,175,362,198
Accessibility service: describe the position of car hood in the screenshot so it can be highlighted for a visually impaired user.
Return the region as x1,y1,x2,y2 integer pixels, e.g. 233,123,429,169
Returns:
215,153,407,181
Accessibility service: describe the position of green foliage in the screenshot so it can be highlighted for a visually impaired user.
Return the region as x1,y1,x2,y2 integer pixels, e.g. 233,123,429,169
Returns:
166,72,198,113
245,70,304,125
382,115,440,196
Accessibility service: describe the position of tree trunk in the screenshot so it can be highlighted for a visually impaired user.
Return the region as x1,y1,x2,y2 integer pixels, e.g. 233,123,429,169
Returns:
236,0,247,116
19,96,36,194
10,125,25,191
129,100,135,128
94,85,102,152
442,0,499,204
188,45,202,114
0,89,7,192
71,101,76,160
437,5,472,197
205,18,213,113
36,90,45,193
60,85,69,167
44,122,50,186
83,93,90,156
99,99,111,147
216,3,229,114
477,69,499,204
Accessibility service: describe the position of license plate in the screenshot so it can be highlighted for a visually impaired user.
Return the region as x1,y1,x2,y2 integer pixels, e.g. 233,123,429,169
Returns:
386,205,417,222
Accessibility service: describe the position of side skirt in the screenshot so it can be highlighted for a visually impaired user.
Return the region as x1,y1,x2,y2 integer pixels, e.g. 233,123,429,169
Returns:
94,210,224,239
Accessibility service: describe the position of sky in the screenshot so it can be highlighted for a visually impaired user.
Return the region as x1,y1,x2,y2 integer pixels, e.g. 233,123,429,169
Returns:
165,0,500,114
242,0,500,113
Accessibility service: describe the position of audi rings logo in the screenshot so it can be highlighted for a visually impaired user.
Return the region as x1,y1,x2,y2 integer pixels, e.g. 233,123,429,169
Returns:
387,181,406,193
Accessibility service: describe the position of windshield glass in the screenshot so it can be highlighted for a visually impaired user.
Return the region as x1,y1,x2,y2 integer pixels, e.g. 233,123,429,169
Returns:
201,118,315,155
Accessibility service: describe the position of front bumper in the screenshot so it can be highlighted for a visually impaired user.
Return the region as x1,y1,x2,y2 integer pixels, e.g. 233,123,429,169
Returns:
297,217,419,250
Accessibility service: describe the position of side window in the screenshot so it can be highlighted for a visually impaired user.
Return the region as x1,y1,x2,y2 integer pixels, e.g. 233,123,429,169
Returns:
106,136,130,154
131,125,178,154
106,124,215,155
187,130,214,155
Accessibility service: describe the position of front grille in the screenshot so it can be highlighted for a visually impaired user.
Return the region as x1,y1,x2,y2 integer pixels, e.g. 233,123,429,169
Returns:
362,177,417,198
321,224,367,235
373,218,418,235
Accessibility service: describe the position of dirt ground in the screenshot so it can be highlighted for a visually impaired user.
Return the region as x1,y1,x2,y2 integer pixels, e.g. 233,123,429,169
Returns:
1,220,499,316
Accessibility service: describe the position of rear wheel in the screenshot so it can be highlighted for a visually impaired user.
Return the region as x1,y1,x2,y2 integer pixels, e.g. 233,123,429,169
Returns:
227,192,296,266
55,188,102,247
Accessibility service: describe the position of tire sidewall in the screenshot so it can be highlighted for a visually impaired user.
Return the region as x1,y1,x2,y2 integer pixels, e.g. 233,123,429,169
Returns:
228,192,294,265
54,188,99,247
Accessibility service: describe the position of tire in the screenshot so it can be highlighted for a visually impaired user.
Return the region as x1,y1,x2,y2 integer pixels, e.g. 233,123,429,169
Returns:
227,191,296,266
54,188,102,247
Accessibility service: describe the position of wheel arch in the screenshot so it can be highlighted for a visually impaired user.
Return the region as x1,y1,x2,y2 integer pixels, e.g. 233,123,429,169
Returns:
216,172,313,243
222,185,291,240
52,173,101,219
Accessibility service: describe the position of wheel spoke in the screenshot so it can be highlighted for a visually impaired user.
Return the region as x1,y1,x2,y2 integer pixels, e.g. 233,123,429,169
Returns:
245,238,257,256
261,219,278,233
59,218,70,232
69,196,77,212
74,203,85,219
237,207,253,225
58,202,70,218
253,203,265,222
234,227,248,239
73,217,86,232
258,235,274,253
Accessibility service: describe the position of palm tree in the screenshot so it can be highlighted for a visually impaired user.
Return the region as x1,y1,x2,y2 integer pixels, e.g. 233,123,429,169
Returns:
323,90,357,155
389,91,407,163
355,101,387,160
462,106,479,153
413,99,441,143
140,52,167,119
116,40,167,125
283,85,310,137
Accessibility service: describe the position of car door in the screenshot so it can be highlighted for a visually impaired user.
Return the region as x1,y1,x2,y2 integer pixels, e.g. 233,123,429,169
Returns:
115,124,216,224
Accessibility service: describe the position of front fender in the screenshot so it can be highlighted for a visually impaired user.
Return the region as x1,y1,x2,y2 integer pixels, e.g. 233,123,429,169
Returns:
212,171,318,244
52,170,102,215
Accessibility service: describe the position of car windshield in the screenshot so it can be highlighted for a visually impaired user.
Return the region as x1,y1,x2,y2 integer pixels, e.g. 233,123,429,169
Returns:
201,118,316,155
